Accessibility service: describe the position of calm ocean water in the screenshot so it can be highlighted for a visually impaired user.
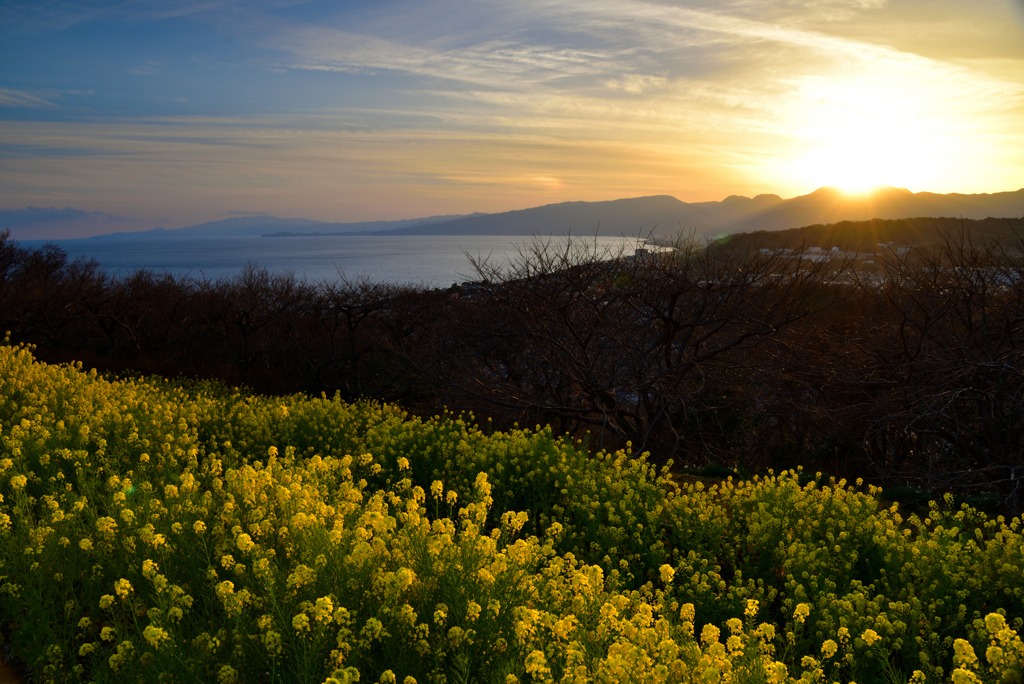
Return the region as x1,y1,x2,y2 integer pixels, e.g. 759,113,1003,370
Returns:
18,235,641,286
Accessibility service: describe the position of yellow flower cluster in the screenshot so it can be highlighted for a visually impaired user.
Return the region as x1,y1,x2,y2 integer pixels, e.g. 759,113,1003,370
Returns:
1,342,1023,684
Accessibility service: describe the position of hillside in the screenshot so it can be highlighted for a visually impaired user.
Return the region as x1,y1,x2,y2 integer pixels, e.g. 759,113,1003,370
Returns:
718,215,1024,252
1,343,1023,683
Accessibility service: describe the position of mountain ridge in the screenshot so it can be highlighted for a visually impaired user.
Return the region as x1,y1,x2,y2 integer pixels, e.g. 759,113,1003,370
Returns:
725,186,1024,233
341,186,1024,237
16,186,1024,241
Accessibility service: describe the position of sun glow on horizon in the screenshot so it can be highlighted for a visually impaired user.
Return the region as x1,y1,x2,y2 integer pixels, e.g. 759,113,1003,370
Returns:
779,75,971,195
831,182,886,198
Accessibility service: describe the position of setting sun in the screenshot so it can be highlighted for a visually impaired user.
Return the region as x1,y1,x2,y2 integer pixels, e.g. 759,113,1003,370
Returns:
781,74,972,194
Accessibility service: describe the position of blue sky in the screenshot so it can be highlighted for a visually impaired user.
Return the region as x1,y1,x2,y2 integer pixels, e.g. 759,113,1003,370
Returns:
2,0,1023,237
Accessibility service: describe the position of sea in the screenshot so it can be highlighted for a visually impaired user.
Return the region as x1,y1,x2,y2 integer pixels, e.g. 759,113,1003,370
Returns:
16,235,643,287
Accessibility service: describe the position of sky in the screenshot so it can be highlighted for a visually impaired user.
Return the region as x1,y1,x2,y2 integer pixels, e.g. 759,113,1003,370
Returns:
2,0,1024,236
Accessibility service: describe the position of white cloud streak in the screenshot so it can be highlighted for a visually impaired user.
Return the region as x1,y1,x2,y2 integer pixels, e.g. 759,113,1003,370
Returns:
0,88,59,108
268,0,1021,115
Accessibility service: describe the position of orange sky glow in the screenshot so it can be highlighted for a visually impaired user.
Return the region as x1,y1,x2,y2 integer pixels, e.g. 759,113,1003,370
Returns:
1,0,1023,235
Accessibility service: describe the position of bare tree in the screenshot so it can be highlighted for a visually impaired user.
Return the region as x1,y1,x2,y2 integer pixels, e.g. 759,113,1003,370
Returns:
838,230,1024,510
187,264,314,386
398,234,844,461
284,275,421,399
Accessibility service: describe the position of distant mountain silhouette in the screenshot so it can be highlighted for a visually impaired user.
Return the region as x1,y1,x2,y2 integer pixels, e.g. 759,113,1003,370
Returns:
364,194,782,237
71,186,1024,241
84,213,483,240
726,186,1024,233
348,186,1024,237
86,216,323,240
1,206,140,240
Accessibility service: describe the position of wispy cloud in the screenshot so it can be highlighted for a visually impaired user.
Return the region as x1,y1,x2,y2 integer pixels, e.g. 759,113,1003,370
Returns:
276,27,619,92
266,0,1021,116
0,87,59,108
605,75,669,95
702,0,888,22
128,60,164,75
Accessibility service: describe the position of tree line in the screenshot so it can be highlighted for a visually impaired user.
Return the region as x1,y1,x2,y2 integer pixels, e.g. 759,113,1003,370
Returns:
2,225,1022,512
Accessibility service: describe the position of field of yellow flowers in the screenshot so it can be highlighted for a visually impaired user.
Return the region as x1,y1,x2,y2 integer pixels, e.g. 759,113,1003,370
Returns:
1,341,1023,684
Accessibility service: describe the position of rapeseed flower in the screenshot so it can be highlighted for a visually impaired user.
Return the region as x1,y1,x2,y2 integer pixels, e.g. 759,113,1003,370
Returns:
793,603,811,624
142,625,170,649
262,630,283,657
313,596,334,623
292,613,310,633
4,344,1024,683
235,533,255,553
